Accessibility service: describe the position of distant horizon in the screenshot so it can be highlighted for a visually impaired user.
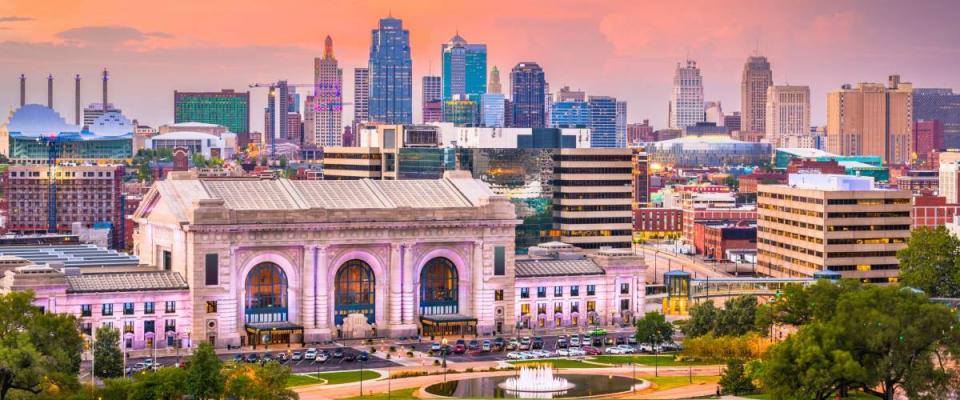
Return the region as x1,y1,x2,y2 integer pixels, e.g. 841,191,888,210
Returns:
1,0,959,131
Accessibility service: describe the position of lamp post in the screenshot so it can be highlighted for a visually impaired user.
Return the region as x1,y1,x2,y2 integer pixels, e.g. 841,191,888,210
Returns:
441,337,448,382
359,352,364,398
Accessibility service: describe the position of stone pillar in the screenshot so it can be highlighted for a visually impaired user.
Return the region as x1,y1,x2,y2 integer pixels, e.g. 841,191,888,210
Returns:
301,246,316,330
473,240,492,334
401,243,415,325
389,243,402,326
313,246,331,339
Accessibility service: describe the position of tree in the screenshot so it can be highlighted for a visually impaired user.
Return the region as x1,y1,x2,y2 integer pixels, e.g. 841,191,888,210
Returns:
719,361,756,395
683,296,760,337
682,300,718,337
253,361,298,400
97,378,134,400
897,226,960,297
185,343,225,400
130,366,186,400
762,323,868,400
93,326,123,379
635,312,674,346
0,291,84,400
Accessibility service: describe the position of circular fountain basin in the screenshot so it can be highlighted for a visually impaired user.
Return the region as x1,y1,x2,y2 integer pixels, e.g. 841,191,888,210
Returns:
424,375,641,398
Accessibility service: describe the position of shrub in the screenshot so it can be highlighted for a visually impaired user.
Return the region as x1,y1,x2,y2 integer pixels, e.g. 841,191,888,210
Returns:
433,360,441,366
406,351,415,357
369,347,376,353
389,346,397,352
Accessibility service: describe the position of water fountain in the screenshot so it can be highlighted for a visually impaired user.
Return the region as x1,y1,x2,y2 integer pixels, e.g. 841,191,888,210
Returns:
498,365,576,398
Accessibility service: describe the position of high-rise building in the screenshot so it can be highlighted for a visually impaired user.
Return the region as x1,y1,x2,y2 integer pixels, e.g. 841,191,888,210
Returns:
264,81,299,143
441,33,487,100
914,120,944,164
368,16,412,124
588,96,618,148
724,112,742,133
83,103,121,128
311,36,343,147
741,55,773,136
557,86,586,102
173,90,250,134
353,68,369,124
914,88,960,148
627,120,655,145
550,101,589,127
552,148,633,249
616,101,628,148
757,174,910,283
940,162,960,204
480,93,505,127
510,62,546,128
704,101,724,126
668,60,704,129
303,94,316,146
442,98,479,126
827,75,913,164
488,66,502,94
422,75,442,123
504,99,514,127
765,85,811,147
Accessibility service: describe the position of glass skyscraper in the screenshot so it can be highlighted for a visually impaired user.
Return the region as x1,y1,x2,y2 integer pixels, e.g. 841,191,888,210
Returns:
510,62,546,128
174,90,250,133
588,96,617,147
481,93,505,127
914,88,960,148
442,34,487,101
368,16,412,124
550,101,589,127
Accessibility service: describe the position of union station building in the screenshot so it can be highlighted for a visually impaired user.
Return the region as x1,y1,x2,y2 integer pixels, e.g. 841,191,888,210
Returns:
2,171,647,350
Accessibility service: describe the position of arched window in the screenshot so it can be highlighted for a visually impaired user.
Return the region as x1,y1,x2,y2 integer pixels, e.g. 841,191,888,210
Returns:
334,260,375,325
419,258,458,315
245,263,288,324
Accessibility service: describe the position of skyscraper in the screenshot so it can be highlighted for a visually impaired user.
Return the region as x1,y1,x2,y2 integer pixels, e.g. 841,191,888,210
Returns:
510,62,546,128
914,88,960,148
589,96,618,148
173,89,250,134
616,101,628,148
353,68,369,124
550,101,590,127
264,81,296,142
422,75,442,123
313,36,343,147
668,60,704,129
441,33,487,100
827,75,913,164
765,85,810,147
488,66,502,94
368,16,412,124
557,86,585,102
704,101,724,126
480,93,505,127
741,55,773,136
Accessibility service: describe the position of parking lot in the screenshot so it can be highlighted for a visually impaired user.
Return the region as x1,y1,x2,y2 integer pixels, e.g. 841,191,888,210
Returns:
122,346,400,374
399,332,646,362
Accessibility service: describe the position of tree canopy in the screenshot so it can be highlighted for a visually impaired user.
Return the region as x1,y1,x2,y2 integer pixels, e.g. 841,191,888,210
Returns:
634,312,674,345
93,326,123,379
897,226,960,297
683,296,761,337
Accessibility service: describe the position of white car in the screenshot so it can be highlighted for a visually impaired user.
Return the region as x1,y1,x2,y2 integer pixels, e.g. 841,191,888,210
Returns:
615,345,635,354
291,351,303,361
637,343,655,353
507,351,524,359
605,346,627,354
533,350,552,358
520,337,531,350
570,336,581,347
315,353,329,363
431,342,442,352
556,349,570,357
568,348,585,357
304,348,318,360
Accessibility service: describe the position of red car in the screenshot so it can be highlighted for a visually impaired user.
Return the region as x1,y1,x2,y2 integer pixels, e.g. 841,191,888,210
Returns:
581,346,602,355
454,344,466,354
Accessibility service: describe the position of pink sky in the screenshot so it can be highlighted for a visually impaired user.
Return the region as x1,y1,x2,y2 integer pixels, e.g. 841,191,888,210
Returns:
1,0,959,130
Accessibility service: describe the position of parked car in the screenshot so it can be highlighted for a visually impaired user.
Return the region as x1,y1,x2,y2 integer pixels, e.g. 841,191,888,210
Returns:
570,335,581,347
605,346,627,354
520,337,531,350
276,353,288,363
557,337,568,349
454,341,466,354
494,337,506,351
261,353,274,363
660,342,681,352
532,337,544,349
581,346,602,355
615,344,635,354
343,353,356,362
592,337,604,347
627,337,638,345
315,352,329,363
507,351,524,359
507,338,520,350
568,348,586,357
291,351,303,361
637,343,655,353
616,336,627,345
143,359,156,369
304,348,318,360
468,340,480,351
358,352,369,362
431,342,442,352
557,348,570,357
333,349,344,358
533,350,551,358
605,336,616,346
245,353,259,363
233,354,244,363
482,340,492,352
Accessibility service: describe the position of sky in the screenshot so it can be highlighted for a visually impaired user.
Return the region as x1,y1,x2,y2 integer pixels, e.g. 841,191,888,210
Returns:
1,0,959,131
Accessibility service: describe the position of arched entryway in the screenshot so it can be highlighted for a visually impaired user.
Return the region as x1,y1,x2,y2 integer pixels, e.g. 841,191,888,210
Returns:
418,257,475,337
243,262,302,348
334,260,376,326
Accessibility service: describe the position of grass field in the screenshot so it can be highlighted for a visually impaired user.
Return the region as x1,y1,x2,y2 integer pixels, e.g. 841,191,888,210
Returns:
509,359,607,368
591,354,716,366
339,387,419,400
641,375,720,391
745,392,880,399
286,370,382,387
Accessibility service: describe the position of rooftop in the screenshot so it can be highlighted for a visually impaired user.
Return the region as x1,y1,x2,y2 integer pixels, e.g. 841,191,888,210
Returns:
777,148,836,158
66,271,188,293
515,258,605,278
0,244,140,268
787,173,876,191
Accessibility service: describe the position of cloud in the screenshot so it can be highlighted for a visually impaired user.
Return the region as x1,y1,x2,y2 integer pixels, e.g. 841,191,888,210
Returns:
55,25,174,47
0,16,33,23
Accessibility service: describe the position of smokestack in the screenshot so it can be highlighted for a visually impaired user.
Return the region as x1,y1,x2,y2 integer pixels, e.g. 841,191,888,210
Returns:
75,74,81,125
102,68,108,112
19,74,25,107
47,74,53,108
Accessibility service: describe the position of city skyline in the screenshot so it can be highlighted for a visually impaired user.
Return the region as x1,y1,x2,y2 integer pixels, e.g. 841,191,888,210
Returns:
1,1,959,131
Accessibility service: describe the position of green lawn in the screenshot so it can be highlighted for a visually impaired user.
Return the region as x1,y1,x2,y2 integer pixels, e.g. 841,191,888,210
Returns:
509,359,606,368
286,370,382,387
745,392,880,399
642,375,720,391
339,387,419,400
591,354,716,366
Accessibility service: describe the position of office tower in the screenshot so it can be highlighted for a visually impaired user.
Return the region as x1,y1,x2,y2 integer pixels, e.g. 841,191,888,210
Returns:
264,81,297,142
353,68,370,124
668,60,704,129
557,86,586,102
627,120,655,145
510,62,546,128
544,82,552,127
741,55,773,136
940,163,960,203
552,148,633,249
915,120,944,164
757,174,910,282
704,101,724,126
422,75,442,123
368,16,412,124
765,85,811,147
550,101,590,127
827,75,913,164
588,96,618,148
82,103,121,128
443,97,479,126
914,88,960,148
441,33,487,100
174,90,250,134
480,93,506,127
488,66,502,94
724,112,742,133
632,148,650,207
310,35,343,147
303,94,316,145
504,99,514,127
616,101,627,148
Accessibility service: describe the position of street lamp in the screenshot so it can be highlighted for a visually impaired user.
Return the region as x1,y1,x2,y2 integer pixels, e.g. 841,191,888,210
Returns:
441,337,448,382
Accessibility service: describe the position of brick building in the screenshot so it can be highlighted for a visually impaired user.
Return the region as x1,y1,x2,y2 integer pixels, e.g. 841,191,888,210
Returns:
633,208,682,241
786,159,846,175
914,120,944,166
912,195,960,228
693,220,757,261
738,172,787,194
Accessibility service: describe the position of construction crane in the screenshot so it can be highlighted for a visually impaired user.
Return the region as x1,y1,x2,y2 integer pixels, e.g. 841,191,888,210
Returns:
248,81,353,158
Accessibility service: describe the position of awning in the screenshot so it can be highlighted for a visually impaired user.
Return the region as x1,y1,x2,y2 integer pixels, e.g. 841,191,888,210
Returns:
244,322,304,335
419,314,477,325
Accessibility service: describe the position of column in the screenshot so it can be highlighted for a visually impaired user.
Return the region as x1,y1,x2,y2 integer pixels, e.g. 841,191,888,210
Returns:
389,243,402,326
473,240,490,334
315,246,329,330
301,246,316,330
401,242,415,325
